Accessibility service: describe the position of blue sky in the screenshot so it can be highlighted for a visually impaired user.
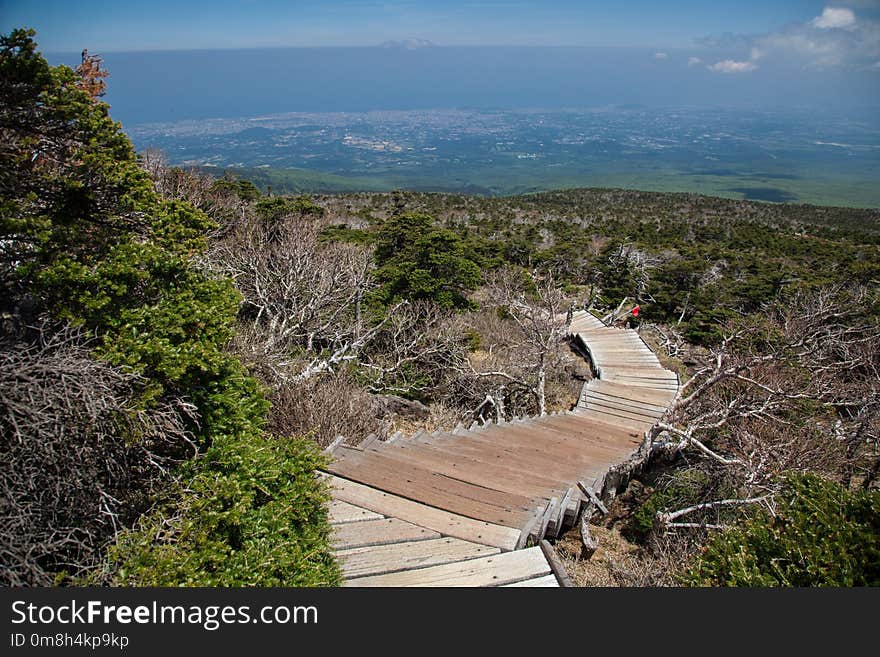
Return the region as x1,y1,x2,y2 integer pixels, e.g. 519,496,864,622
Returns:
2,0,877,51
3,1,879,118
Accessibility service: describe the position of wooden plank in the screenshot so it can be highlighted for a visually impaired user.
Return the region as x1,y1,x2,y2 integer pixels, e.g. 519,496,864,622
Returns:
332,517,440,550
516,507,544,549
603,375,678,392
534,414,643,443
344,546,551,587
328,500,384,524
580,397,664,422
359,433,380,449
547,495,566,538
323,474,521,551
580,396,666,421
430,425,624,469
474,417,641,454
599,366,677,378
324,435,346,454
558,486,578,532
578,480,608,515
412,431,625,485
366,441,573,500
585,387,672,411
565,486,584,526
502,574,560,587
378,437,576,488
411,426,632,476
592,378,678,400
540,540,574,587
572,408,655,433
537,498,558,541
337,537,501,579
599,368,678,380
328,446,538,527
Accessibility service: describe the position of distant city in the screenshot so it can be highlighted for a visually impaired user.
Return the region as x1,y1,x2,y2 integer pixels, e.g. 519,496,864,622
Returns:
130,106,880,207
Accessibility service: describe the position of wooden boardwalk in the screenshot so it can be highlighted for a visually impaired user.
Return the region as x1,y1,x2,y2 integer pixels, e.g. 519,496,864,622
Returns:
322,311,679,587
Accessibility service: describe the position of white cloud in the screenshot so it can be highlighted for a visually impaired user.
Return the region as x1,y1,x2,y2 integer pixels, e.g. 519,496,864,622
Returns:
812,7,857,29
708,59,759,74
700,6,880,70
687,56,702,66
654,52,668,60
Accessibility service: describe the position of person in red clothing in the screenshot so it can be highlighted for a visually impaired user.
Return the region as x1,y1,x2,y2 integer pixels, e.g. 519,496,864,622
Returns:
626,304,641,328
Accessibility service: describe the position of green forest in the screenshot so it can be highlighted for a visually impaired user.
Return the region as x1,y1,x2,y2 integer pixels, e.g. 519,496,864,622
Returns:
2,30,878,587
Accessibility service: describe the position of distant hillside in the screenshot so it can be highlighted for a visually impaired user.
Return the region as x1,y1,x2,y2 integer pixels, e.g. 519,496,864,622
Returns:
245,184,880,242
215,163,880,210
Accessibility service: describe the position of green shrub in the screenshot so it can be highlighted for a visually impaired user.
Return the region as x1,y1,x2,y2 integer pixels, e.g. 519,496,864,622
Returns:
628,470,711,542
373,212,481,309
685,474,880,587
2,28,339,586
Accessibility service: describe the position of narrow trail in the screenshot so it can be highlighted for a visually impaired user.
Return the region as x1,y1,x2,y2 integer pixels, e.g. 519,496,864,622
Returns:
321,310,679,586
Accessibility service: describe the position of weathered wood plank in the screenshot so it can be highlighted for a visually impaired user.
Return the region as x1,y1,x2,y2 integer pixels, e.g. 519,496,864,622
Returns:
332,517,440,550
324,435,346,454
502,574,560,587
323,474,521,551
409,427,632,477
516,507,544,549
337,537,501,579
580,397,664,422
364,440,573,500
577,480,608,515
345,546,551,587
328,500,384,524
328,446,538,527
540,540,574,587
537,498,558,541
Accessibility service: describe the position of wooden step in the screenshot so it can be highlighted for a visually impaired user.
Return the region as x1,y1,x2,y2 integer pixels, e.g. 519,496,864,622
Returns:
571,408,655,433
337,537,500,579
581,396,667,420
580,396,666,421
582,390,669,415
328,447,539,527
344,546,552,587
332,517,440,550
502,574,560,587
397,434,613,485
329,500,384,524
365,441,574,499
420,425,637,472
588,379,678,405
322,474,521,550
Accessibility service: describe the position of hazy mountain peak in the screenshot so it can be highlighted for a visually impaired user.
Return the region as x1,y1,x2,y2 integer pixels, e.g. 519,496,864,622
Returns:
380,38,436,50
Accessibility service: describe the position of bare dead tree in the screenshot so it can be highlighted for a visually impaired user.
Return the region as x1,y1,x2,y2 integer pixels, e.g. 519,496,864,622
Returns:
605,243,658,304
451,267,570,419
208,213,385,384
358,300,468,396
646,284,879,532
0,325,196,586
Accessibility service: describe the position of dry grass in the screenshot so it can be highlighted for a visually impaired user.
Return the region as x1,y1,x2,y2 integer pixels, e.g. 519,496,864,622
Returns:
555,525,642,587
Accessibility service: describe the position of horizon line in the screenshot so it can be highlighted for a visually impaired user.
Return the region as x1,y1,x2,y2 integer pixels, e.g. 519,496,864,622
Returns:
44,43,703,56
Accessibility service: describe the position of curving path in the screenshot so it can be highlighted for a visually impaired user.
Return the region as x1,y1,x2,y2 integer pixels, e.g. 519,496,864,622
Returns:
321,310,679,586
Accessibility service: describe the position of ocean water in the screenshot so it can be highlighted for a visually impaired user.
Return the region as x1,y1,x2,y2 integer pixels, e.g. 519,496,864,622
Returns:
46,46,880,129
